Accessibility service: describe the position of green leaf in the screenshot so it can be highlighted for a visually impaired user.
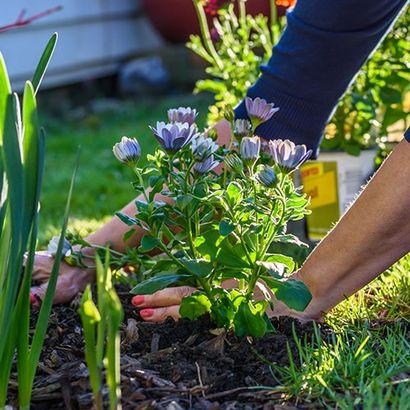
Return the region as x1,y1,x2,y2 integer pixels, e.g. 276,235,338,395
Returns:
32,33,58,95
275,234,309,248
180,293,211,320
176,194,192,210
131,273,190,295
233,300,267,338
219,220,235,236
194,229,223,260
180,258,213,277
139,235,160,253
217,239,253,269
263,253,295,273
115,211,137,226
226,181,242,205
262,276,312,311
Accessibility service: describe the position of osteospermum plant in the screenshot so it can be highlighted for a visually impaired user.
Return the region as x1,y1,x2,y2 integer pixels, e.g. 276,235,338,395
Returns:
116,97,313,337
54,97,313,337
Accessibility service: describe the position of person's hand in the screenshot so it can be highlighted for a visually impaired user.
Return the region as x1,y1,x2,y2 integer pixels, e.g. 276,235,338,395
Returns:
131,276,316,323
30,251,95,306
131,286,196,322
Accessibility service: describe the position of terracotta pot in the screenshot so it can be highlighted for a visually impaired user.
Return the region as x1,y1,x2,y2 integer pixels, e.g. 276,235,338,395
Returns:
142,0,290,43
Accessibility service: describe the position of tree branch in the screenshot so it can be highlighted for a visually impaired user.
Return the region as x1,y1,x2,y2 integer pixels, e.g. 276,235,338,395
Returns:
0,6,62,34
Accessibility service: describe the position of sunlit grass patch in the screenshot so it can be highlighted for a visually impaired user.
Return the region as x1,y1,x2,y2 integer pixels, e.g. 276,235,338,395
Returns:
274,322,409,409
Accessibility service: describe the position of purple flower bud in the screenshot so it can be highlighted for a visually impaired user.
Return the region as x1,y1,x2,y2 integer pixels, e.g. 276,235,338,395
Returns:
167,107,198,125
150,122,198,153
233,119,252,140
268,139,312,173
113,136,141,166
191,134,219,161
256,165,277,188
193,155,219,174
240,136,261,164
245,97,280,128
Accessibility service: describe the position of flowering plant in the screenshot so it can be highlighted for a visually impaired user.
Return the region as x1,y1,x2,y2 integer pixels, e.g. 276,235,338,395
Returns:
111,97,312,337
188,0,291,123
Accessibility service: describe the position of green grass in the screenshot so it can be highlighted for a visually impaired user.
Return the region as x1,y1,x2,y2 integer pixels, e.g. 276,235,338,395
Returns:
38,94,212,244
274,255,410,409
38,93,409,408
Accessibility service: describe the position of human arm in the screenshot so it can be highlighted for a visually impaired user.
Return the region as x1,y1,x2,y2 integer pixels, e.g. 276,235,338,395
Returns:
235,0,408,156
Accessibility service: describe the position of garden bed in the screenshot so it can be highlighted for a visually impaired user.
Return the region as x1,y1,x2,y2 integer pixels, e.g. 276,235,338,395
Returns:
9,290,322,410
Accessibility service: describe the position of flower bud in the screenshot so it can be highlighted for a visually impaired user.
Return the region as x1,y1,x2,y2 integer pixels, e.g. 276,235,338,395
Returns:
256,165,277,188
233,119,252,141
191,134,219,161
113,136,141,166
47,235,72,258
224,153,244,174
240,136,261,164
223,105,235,124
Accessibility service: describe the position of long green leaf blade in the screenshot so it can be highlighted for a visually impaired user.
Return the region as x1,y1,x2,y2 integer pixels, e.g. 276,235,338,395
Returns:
32,33,58,95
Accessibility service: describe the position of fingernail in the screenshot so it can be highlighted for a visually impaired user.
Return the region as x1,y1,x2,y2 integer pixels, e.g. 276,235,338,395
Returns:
140,308,154,318
30,292,37,305
131,295,145,306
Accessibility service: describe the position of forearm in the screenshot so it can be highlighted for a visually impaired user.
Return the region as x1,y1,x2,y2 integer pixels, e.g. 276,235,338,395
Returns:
298,140,410,319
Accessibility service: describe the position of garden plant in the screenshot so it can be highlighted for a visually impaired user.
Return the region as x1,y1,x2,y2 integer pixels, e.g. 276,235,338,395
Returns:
0,34,79,409
73,97,313,338
189,0,410,154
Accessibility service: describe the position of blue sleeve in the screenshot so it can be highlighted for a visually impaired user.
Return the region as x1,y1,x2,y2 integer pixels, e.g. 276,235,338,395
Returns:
235,0,409,158
405,128,410,142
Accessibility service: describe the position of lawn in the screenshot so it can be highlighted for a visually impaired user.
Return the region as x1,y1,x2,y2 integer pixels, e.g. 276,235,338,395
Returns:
37,94,409,409
38,93,212,244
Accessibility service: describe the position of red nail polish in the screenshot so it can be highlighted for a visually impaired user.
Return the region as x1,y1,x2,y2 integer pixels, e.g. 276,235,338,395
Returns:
140,308,154,318
131,295,145,306
30,292,37,305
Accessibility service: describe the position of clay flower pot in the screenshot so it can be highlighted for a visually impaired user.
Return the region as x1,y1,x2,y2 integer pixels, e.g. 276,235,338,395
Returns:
142,0,293,44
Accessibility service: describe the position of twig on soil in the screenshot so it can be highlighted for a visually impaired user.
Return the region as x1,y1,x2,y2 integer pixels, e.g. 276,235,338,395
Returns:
0,6,62,33
195,362,206,398
204,385,283,400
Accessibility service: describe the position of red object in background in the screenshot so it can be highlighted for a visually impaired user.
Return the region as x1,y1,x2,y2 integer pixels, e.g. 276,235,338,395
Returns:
142,0,292,44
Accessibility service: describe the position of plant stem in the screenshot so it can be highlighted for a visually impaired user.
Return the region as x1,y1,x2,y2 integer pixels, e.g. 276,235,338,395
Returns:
133,167,149,203
192,0,224,70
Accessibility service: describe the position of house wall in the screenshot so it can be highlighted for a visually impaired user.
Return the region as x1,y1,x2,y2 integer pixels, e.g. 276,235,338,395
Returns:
0,0,162,90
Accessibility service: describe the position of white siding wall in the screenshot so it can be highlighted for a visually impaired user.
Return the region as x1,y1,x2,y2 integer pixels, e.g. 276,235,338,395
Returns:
0,0,162,90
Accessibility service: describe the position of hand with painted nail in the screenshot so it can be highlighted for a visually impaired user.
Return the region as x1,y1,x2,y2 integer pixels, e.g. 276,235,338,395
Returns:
131,286,197,322
30,251,95,306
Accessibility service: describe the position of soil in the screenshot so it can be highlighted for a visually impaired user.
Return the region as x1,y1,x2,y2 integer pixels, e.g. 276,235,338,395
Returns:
7,289,397,410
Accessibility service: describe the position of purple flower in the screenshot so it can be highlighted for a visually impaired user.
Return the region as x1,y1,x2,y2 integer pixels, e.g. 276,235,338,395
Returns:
167,107,198,126
240,136,261,164
233,119,252,140
191,134,219,161
113,136,141,166
150,122,198,152
268,139,312,173
245,97,280,128
193,155,219,174
256,165,277,188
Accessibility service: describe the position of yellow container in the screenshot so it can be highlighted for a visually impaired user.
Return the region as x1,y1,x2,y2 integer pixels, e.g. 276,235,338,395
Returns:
300,150,376,241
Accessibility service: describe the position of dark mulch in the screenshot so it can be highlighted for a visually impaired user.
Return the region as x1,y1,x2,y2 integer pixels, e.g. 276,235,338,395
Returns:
8,290,327,410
